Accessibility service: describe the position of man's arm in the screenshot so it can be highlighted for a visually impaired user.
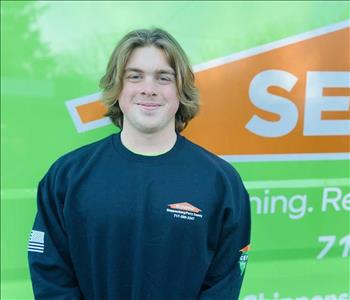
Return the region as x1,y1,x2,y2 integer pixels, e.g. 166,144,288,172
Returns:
28,170,83,299
198,184,251,300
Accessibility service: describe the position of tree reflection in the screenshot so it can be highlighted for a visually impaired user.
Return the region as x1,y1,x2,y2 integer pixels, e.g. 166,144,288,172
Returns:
1,1,55,79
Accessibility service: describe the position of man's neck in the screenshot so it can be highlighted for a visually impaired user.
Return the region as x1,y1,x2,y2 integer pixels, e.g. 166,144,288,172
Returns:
120,126,177,156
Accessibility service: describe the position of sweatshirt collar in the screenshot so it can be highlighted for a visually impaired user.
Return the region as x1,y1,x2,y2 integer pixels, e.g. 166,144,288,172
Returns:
111,132,184,163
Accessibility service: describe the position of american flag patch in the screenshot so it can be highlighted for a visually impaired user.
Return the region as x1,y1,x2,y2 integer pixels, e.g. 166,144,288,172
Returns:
28,230,45,253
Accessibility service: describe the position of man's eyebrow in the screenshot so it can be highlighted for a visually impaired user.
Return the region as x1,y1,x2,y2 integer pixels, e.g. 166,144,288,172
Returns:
157,69,176,75
124,68,175,75
124,68,144,73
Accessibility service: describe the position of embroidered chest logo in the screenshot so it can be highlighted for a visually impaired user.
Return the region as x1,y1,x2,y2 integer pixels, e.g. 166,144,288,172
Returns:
166,202,203,221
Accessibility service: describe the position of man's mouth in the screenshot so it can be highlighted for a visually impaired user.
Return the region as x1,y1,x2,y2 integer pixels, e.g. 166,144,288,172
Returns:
137,103,162,111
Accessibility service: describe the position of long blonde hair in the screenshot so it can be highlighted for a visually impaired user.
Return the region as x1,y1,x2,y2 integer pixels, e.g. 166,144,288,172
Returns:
99,28,199,132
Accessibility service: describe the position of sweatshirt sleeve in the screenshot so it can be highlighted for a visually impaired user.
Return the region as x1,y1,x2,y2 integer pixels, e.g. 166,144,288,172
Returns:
197,175,251,300
27,166,83,299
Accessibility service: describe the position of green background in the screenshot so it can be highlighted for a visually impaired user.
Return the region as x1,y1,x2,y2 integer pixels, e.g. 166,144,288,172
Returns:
1,1,349,299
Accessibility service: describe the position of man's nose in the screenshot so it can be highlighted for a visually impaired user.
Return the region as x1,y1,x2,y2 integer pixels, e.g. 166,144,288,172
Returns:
140,77,157,97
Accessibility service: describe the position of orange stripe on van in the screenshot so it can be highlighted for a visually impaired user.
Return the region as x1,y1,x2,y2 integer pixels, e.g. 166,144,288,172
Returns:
182,27,350,155
76,100,107,123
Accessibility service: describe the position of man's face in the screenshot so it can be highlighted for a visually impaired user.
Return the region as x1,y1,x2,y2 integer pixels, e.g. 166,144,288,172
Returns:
118,46,180,134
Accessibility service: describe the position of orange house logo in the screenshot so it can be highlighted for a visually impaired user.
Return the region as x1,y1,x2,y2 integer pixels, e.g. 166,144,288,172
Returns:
168,202,202,213
66,21,350,161
166,202,203,221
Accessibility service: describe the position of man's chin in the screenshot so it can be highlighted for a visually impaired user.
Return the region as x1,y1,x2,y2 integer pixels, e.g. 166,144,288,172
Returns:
135,123,160,134
132,118,175,135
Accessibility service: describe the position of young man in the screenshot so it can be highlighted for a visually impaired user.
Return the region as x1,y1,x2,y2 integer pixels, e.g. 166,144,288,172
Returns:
28,28,251,300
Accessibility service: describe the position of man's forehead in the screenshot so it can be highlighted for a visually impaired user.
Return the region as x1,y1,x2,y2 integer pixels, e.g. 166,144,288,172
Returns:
125,46,175,73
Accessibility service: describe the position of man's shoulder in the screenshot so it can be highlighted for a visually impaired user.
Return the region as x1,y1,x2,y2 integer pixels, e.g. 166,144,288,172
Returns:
46,134,115,177
182,137,247,197
182,136,239,176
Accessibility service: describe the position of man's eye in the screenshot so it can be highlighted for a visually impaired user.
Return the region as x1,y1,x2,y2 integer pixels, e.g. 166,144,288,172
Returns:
158,75,174,83
126,74,142,81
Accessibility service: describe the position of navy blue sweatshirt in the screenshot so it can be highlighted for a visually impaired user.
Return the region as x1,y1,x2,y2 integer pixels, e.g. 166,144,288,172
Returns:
28,133,251,300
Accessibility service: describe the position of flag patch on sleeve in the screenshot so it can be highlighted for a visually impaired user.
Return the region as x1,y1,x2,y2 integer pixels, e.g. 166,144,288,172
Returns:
28,230,45,253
